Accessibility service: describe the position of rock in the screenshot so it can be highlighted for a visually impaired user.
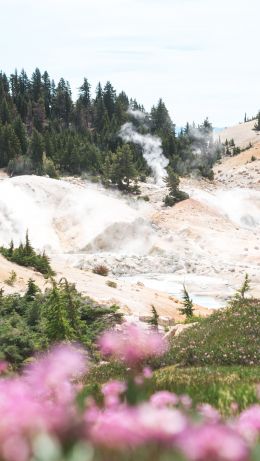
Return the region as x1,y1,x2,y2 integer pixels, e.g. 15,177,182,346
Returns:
165,322,198,339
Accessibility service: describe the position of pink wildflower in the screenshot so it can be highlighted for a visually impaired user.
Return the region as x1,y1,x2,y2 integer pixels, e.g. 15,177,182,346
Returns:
177,425,248,461
24,344,88,404
197,403,220,423
89,406,142,448
137,404,187,443
88,403,187,449
98,323,168,366
150,391,179,408
101,380,126,407
0,361,8,374
237,404,260,442
143,366,153,379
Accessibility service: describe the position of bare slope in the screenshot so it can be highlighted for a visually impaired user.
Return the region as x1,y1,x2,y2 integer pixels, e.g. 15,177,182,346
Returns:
0,254,209,322
218,119,260,148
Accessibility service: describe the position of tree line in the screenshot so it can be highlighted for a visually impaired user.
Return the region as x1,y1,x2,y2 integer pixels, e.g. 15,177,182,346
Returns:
0,68,223,192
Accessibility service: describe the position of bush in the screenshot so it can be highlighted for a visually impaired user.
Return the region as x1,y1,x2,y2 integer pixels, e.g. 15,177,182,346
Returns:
164,297,260,367
0,233,55,277
251,155,257,162
93,264,109,276
138,195,150,202
0,279,123,367
42,154,59,178
106,280,117,288
164,190,189,207
4,271,17,287
7,155,33,176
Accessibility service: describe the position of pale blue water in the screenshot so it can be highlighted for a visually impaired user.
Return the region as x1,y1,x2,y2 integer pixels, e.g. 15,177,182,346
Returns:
120,273,229,309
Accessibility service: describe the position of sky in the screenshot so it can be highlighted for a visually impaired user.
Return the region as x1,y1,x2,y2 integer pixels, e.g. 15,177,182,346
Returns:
0,0,259,127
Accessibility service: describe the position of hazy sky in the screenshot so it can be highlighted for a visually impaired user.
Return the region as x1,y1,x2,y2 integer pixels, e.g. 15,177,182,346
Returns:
0,0,259,127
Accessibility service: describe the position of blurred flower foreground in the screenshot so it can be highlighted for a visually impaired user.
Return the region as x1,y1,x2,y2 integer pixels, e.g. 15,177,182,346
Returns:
0,323,260,461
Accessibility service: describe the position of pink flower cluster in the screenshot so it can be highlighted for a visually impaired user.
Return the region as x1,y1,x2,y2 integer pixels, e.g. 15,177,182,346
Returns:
0,326,260,461
98,323,168,366
0,344,87,461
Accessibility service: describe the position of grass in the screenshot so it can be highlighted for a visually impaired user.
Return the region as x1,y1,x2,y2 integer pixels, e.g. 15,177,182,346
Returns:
82,295,260,414
85,362,260,415
153,365,260,415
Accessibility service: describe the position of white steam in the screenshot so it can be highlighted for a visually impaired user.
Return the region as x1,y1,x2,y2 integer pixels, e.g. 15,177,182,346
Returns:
0,176,154,254
191,188,260,229
119,122,169,185
127,109,147,121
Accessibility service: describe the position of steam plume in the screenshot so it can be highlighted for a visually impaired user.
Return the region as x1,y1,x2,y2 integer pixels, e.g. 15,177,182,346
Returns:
119,122,169,185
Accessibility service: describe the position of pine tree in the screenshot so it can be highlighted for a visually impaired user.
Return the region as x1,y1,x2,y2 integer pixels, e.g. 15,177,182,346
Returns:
25,278,39,301
42,71,52,117
163,167,189,206
43,282,74,342
32,98,46,132
148,305,159,329
238,273,250,300
254,112,260,131
0,124,21,167
24,230,33,256
30,128,44,167
59,278,82,336
0,98,11,124
179,285,194,318
151,98,173,137
31,68,42,101
8,240,14,257
53,78,73,127
110,144,138,191
79,78,91,109
103,81,116,119
229,274,251,308
13,116,28,155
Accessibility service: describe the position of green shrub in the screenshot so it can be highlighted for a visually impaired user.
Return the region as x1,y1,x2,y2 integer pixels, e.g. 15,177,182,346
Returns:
42,154,59,178
7,155,33,176
164,297,260,367
0,233,55,277
4,271,17,287
0,279,123,367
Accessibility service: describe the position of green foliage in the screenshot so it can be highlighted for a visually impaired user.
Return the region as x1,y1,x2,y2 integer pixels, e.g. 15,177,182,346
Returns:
7,155,33,176
0,279,123,367
153,366,260,415
228,273,251,308
29,128,44,169
179,285,194,318
254,111,260,131
148,305,159,328
0,68,222,189
0,232,55,276
163,167,189,206
86,361,260,415
4,270,17,287
107,144,139,192
164,296,260,367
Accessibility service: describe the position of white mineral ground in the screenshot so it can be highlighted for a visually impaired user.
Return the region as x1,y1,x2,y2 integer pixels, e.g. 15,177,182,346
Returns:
0,120,259,322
